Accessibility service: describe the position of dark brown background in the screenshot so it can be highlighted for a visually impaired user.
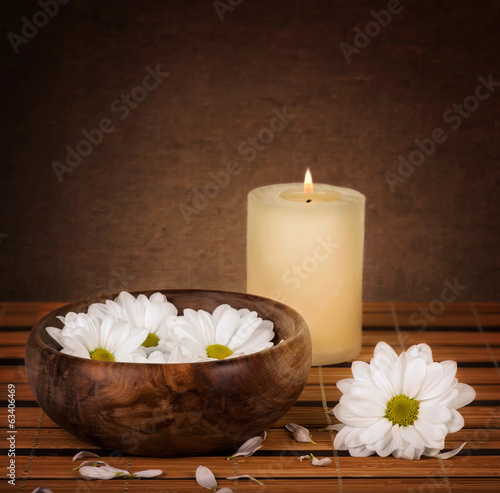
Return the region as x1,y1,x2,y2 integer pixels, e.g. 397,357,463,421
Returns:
1,0,499,302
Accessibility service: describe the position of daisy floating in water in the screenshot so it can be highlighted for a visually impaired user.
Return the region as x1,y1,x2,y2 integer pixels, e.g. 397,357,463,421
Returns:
47,313,148,362
168,304,275,361
46,292,275,364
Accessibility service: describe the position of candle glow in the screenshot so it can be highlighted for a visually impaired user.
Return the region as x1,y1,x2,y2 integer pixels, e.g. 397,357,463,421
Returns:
247,173,365,365
304,168,314,195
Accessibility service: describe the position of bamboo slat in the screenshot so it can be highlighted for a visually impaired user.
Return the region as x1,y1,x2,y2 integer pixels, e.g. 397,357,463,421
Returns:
0,302,499,493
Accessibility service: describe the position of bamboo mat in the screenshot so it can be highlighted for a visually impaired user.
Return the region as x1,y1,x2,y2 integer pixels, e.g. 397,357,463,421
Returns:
0,302,499,493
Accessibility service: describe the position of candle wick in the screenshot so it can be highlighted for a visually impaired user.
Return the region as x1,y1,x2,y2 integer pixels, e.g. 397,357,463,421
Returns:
306,199,312,203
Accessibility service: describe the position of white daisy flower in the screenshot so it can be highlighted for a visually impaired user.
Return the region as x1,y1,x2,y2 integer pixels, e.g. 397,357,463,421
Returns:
131,345,200,364
169,304,275,361
331,341,476,460
47,313,148,363
88,291,177,351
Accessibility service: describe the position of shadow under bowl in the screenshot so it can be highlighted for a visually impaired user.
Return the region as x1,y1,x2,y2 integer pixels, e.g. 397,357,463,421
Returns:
25,289,312,457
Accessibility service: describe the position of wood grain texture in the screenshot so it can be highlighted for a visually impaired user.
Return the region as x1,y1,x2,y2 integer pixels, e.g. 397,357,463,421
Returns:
0,1,499,303
24,290,312,457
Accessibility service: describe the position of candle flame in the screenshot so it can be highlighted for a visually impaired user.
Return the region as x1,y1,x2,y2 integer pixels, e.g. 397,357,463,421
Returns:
304,168,313,194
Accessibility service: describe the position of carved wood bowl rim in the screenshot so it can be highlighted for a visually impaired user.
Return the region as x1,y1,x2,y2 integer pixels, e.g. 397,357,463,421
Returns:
30,288,308,367
25,289,312,457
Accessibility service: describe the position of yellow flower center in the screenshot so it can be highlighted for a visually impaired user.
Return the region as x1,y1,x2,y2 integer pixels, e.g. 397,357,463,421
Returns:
384,394,419,426
206,344,233,360
142,332,160,348
90,348,115,362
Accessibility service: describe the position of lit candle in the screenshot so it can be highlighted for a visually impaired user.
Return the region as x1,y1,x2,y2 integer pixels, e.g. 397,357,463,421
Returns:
246,169,365,365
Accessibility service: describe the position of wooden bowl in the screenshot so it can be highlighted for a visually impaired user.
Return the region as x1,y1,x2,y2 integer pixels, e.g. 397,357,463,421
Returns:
25,289,312,457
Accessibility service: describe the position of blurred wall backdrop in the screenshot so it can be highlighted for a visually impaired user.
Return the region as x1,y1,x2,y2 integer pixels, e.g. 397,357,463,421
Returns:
1,0,499,302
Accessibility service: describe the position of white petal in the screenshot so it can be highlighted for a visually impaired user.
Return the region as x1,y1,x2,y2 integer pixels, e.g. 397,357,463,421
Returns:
351,361,374,384
30,488,54,493
374,434,396,457
285,423,315,443
132,469,163,478
147,351,167,363
402,357,427,398
311,456,332,466
79,465,128,480
421,361,458,401
214,306,241,346
149,292,167,303
446,409,465,433
117,291,137,325
196,465,218,490
87,302,110,320
359,418,392,445
343,427,365,449
431,442,466,459
72,451,100,461
339,395,385,417
371,341,398,370
398,424,425,449
391,351,408,395
449,383,476,409
144,301,164,332
406,343,433,364
297,455,311,461
337,378,355,394
348,445,374,457
73,460,109,470
334,425,351,450
216,489,233,493
333,403,381,428
46,327,63,345
227,432,266,459
60,339,91,359
392,444,423,460
419,405,452,425
414,420,447,449
416,362,443,400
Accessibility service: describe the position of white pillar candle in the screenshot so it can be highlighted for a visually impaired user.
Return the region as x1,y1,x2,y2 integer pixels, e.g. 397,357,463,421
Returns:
247,171,365,366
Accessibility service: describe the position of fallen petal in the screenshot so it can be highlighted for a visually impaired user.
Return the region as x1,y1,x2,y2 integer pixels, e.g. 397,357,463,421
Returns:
73,460,109,471
285,423,316,444
227,431,267,459
196,465,218,490
79,465,128,480
216,489,233,493
226,474,263,485
72,451,101,461
30,488,54,493
311,455,332,467
296,455,310,461
132,469,163,478
429,442,467,460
